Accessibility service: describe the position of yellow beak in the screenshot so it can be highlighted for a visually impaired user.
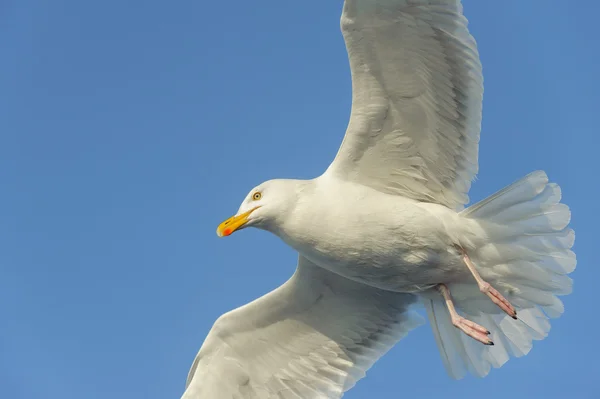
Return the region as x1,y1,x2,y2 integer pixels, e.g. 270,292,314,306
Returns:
216,207,259,237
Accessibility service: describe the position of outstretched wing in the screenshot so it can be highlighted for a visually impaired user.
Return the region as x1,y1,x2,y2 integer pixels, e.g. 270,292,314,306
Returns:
326,0,483,209
182,256,423,399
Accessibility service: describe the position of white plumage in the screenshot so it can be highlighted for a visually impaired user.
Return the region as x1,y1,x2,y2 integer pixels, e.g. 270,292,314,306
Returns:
182,1,575,397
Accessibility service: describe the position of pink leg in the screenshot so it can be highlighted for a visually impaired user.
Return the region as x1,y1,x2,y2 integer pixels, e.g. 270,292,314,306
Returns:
459,247,518,320
438,284,494,346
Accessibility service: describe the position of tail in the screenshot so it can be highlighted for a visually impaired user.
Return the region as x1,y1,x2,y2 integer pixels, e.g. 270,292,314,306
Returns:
424,171,575,379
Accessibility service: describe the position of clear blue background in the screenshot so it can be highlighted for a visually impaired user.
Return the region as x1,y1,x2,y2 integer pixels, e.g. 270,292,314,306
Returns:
1,1,598,398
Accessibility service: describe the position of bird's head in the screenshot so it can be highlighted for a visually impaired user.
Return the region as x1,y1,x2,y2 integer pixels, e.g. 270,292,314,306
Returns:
216,179,304,237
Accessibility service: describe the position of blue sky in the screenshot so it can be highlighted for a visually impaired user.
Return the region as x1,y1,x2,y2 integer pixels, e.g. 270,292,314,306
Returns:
1,1,598,398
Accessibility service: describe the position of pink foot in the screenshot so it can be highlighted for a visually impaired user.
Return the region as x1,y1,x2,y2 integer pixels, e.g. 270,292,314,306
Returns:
460,248,518,320
437,284,494,346
451,314,493,345
479,281,517,319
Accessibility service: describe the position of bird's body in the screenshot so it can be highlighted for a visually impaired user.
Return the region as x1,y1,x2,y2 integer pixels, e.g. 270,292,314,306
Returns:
182,1,576,397
270,176,470,293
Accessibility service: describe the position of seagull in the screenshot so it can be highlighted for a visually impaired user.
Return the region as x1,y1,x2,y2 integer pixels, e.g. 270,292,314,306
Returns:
182,1,575,398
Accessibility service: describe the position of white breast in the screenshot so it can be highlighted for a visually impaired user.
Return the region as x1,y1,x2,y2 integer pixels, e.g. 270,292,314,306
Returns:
276,176,467,292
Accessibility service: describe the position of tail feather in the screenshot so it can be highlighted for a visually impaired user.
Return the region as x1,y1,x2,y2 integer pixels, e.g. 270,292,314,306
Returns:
425,170,575,379
489,183,562,223
461,170,549,218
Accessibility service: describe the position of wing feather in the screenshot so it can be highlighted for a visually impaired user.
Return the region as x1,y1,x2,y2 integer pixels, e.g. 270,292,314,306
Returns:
326,0,483,210
182,257,423,399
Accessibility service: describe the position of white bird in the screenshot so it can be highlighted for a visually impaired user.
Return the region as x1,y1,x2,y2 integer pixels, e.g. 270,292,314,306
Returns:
182,1,575,398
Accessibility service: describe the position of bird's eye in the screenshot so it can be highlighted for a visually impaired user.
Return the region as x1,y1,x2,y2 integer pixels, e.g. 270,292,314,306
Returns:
252,192,262,201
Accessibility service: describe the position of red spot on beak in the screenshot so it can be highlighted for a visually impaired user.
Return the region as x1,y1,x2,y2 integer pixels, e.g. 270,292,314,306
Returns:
223,228,232,236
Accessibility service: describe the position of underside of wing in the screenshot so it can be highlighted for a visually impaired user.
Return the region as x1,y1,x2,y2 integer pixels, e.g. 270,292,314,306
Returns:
182,256,423,399
327,0,483,210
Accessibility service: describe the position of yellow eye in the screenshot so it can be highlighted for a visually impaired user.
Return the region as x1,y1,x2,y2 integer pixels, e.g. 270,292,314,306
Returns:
252,192,262,201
